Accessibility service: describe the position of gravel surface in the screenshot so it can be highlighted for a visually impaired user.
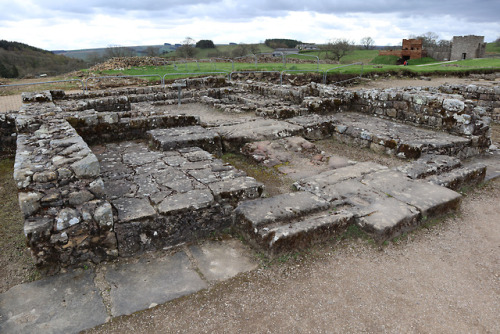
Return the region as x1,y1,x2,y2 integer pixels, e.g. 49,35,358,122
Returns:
84,178,500,334
347,76,500,90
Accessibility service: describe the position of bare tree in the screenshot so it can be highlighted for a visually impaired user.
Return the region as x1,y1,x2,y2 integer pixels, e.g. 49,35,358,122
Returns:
321,39,355,62
231,44,250,57
360,37,375,50
145,46,160,57
104,45,134,59
86,52,103,65
409,32,439,48
248,44,260,55
176,37,197,58
437,39,452,48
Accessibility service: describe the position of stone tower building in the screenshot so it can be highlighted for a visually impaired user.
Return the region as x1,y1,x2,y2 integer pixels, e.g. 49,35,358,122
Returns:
450,35,486,60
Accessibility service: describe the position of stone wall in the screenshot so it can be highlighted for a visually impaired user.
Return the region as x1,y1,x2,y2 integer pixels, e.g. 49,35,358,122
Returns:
15,96,117,273
437,84,500,123
229,82,491,151
66,110,199,145
450,35,486,60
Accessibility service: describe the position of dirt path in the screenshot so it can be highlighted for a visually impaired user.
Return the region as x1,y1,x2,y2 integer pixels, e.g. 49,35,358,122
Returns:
0,95,22,113
85,178,500,333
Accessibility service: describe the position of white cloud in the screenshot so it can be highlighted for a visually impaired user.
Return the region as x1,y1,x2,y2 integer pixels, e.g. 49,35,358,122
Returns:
0,0,498,50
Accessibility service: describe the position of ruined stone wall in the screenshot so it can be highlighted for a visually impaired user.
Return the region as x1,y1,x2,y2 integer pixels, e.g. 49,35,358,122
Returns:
15,92,117,273
437,84,500,123
228,82,491,153
7,78,495,272
317,85,490,150
426,47,452,61
66,110,199,145
450,35,486,60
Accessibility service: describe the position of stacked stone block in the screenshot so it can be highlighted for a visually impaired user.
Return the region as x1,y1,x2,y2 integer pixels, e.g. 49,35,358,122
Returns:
15,98,117,272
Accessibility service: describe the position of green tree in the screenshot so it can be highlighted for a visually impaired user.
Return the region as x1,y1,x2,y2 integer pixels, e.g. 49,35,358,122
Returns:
265,39,301,49
0,61,9,77
196,40,215,49
11,64,19,78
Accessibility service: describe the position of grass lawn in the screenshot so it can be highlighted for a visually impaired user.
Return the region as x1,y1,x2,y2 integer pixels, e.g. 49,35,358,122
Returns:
485,42,500,55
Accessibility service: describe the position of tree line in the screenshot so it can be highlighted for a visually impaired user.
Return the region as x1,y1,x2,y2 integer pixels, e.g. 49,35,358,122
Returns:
0,40,86,79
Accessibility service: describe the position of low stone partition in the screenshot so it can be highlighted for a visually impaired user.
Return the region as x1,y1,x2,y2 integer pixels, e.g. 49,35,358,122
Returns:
55,76,229,102
66,110,199,145
14,100,117,272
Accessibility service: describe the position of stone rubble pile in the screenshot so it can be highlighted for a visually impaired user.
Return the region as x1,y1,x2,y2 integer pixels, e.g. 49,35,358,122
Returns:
89,56,169,72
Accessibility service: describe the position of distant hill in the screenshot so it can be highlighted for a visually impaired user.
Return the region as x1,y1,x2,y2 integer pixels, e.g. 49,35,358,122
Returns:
56,44,176,61
0,40,86,78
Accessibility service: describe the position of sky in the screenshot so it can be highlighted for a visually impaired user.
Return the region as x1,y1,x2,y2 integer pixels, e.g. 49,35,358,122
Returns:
0,0,499,51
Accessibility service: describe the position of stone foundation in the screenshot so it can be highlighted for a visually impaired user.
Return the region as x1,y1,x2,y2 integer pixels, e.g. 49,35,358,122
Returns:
2,75,496,271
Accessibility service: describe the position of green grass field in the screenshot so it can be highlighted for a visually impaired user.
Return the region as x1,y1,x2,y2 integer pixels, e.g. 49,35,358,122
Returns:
3,48,498,90
486,42,500,55
97,54,500,81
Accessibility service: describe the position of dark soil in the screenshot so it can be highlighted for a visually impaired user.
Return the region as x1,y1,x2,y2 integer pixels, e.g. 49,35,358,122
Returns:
0,159,38,293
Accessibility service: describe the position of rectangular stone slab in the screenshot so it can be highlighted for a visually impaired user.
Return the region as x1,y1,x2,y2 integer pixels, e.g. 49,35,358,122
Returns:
310,179,421,239
362,170,462,218
0,271,107,334
158,189,215,214
189,239,258,282
148,126,221,154
397,154,462,179
112,197,157,223
105,251,207,317
259,210,355,254
426,163,487,191
356,197,420,239
208,176,264,202
234,191,330,229
294,162,387,196
216,118,303,151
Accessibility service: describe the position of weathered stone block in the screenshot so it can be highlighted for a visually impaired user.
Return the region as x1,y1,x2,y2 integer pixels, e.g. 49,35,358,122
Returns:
71,154,100,178
18,192,42,217
55,208,82,231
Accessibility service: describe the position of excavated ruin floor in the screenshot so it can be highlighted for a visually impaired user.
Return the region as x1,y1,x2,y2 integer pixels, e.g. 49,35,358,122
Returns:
2,77,500,333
